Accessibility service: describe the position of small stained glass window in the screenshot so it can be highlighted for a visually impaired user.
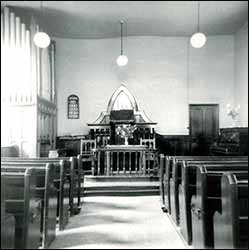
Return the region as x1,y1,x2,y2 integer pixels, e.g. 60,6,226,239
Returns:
68,95,79,119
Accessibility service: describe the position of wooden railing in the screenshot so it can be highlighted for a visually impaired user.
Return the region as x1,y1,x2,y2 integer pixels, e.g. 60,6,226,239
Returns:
94,146,158,176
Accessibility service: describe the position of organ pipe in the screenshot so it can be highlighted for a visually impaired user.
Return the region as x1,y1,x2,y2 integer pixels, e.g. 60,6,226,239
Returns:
1,6,57,157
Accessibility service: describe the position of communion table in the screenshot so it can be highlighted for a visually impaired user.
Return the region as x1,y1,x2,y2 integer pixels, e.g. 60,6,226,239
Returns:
94,144,157,176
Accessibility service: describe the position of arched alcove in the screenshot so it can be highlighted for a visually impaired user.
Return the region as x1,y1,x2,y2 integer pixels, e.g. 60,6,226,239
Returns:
88,84,157,146
107,85,138,112
89,84,156,125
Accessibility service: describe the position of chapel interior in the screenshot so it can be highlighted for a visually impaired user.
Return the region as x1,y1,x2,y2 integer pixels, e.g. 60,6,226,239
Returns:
1,1,248,249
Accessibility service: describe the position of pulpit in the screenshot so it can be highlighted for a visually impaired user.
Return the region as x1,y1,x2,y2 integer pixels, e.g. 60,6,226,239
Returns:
87,85,158,176
88,85,157,147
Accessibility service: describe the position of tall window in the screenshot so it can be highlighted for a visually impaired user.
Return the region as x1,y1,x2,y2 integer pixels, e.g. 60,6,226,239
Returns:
68,95,80,119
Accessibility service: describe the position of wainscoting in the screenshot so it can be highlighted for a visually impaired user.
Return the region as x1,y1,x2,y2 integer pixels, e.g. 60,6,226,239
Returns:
156,134,190,156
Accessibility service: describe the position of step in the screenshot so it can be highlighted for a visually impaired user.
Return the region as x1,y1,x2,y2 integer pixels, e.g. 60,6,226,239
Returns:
84,189,160,197
85,175,159,182
85,185,159,191
84,180,159,187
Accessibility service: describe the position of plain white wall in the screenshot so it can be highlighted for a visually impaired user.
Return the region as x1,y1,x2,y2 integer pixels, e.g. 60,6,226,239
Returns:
235,22,248,127
54,35,235,136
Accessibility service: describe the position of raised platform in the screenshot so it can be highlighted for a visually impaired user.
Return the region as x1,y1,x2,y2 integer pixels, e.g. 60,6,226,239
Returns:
84,175,159,196
85,175,159,182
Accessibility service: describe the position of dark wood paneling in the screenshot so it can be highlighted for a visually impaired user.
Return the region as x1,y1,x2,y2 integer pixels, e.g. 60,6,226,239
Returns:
56,136,86,156
1,146,19,157
156,134,190,156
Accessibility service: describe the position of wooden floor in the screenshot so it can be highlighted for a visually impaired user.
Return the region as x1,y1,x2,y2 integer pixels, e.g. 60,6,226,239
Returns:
49,196,190,249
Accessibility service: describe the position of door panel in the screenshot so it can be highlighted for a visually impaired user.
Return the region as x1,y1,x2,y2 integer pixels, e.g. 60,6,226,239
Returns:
204,107,216,139
190,107,203,138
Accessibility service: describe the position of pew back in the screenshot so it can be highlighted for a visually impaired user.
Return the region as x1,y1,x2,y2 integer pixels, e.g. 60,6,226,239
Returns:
1,174,15,249
164,156,248,214
170,158,248,224
1,163,57,248
1,168,41,249
1,160,70,231
2,156,82,213
178,159,248,245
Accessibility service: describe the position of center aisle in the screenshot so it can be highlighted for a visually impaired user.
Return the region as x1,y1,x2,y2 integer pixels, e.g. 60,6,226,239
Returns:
49,196,188,249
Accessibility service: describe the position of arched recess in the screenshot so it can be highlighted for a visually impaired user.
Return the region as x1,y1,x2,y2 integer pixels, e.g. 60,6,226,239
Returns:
107,85,139,112
88,84,156,125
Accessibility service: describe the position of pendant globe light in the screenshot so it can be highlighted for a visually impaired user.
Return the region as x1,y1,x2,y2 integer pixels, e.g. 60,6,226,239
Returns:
190,1,206,48
116,20,128,66
33,1,51,48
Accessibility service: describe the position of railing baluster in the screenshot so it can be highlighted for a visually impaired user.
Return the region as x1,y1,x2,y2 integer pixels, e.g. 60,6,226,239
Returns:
104,151,107,175
106,151,110,176
135,151,138,174
123,151,126,174
97,151,101,175
149,151,151,175
129,151,132,174
117,151,119,174
110,151,113,175
139,151,142,175
142,151,146,176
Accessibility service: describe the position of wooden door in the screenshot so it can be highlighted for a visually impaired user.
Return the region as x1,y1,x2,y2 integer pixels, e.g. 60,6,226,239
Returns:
189,104,219,155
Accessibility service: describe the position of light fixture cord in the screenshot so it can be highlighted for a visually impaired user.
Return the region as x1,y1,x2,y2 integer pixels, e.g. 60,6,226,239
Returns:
197,1,200,32
120,21,123,55
39,1,43,32
41,1,43,16
40,1,47,34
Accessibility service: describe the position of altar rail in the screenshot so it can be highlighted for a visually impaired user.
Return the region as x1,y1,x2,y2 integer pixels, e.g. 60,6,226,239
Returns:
95,147,158,176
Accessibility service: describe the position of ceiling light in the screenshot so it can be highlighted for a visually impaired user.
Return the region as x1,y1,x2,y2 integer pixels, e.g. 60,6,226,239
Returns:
34,32,51,48
34,1,51,48
190,1,206,48
190,32,206,48
116,55,128,66
117,20,128,66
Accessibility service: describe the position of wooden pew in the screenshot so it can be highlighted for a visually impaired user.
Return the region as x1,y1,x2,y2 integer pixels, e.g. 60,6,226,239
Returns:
191,165,248,249
165,156,214,215
40,156,83,214
1,174,15,249
178,158,248,245
1,163,57,248
213,172,248,249
3,156,83,214
1,168,41,249
167,156,247,221
34,156,82,215
164,156,216,215
1,159,70,231
2,156,81,215
169,156,248,223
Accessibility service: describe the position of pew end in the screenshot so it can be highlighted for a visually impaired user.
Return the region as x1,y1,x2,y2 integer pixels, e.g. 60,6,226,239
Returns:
213,172,248,249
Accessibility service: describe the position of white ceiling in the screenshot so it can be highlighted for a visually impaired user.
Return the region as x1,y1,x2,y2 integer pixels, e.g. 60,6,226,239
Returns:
1,1,248,39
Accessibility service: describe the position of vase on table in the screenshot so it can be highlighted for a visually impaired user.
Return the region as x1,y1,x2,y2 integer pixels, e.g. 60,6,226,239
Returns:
124,137,129,145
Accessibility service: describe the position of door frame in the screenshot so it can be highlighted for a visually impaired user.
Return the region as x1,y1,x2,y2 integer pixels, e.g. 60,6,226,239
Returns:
189,104,219,138
189,104,219,154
